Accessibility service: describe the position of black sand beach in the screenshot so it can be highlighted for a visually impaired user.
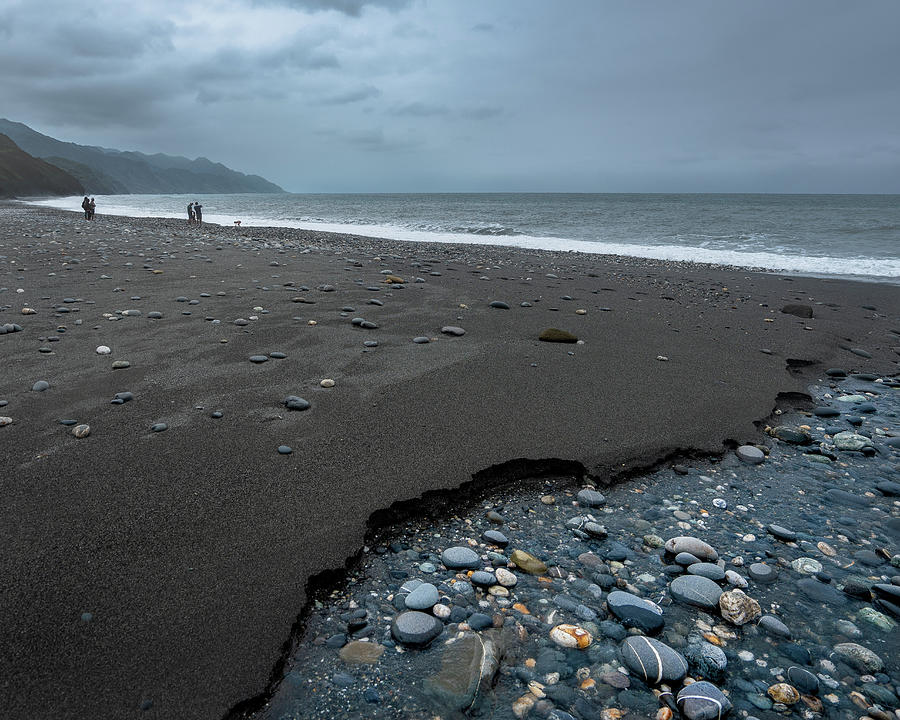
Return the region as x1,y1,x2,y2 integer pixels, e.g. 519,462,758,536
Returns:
1,203,897,719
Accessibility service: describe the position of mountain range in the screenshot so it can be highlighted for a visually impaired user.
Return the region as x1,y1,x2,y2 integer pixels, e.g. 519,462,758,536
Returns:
0,119,284,196
0,133,85,198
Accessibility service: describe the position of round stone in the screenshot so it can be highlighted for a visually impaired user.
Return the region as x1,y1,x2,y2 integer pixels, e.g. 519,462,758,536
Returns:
391,611,443,647
607,590,665,634
787,667,819,695
470,571,496,587
404,583,439,610
669,575,723,609
495,568,517,587
621,636,688,685
147,312,163,319
72,424,91,438
664,537,718,562
549,624,592,650
32,380,50,392
832,642,883,673
758,614,791,638
767,684,800,705
481,529,508,547
412,336,430,344
284,396,311,411
150,423,168,433
577,488,605,507
791,557,823,575
675,552,701,566
320,379,335,388
441,546,480,570
111,360,130,369
736,445,765,464
489,301,510,309
0,417,12,427
96,345,111,355
748,563,778,583
277,445,292,455
363,340,378,347
210,411,223,419
440,326,465,336
676,681,733,720
718,589,761,626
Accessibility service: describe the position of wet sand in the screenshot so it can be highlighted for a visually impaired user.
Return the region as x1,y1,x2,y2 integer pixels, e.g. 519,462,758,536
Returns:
1,203,897,719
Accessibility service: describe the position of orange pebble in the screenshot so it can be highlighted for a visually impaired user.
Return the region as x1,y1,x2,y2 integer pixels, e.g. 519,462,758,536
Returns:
580,678,596,691
702,633,722,646
513,603,531,615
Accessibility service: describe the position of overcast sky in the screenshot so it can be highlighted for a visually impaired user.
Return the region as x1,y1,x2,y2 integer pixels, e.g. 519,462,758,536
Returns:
2,0,899,193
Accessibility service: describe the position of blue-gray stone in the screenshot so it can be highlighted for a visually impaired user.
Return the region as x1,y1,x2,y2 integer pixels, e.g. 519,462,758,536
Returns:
687,563,725,582
748,563,778,583
469,571,496,587
577,488,605,507
249,355,268,363
391,611,443,646
441,546,480,570
284,396,311,411
481,530,508,547
669,575,723,609
405,583,439,610
677,681,733,720
32,380,50,392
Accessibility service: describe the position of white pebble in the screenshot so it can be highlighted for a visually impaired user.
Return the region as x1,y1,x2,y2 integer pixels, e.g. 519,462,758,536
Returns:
320,379,335,388
96,346,111,355
0,417,13,427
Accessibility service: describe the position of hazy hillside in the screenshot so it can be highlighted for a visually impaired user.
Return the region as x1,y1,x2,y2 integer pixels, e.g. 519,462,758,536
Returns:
0,119,285,194
0,134,85,198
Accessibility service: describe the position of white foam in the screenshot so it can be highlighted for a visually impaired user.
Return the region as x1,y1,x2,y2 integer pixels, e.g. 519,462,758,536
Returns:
21,196,900,281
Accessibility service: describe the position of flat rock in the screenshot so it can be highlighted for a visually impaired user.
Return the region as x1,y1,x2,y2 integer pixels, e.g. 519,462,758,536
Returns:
539,328,578,343
832,642,883,673
576,488,605,507
440,326,465,336
669,575,723,609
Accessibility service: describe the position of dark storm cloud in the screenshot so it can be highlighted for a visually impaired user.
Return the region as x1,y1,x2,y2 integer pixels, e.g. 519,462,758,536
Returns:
3,0,899,192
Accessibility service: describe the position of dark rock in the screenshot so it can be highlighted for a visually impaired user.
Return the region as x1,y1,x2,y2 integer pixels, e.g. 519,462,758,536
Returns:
748,563,778,584
284,396,311,411
606,591,664,634
489,301,510,309
676,681,733,720
539,328,578,343
620,636,688,685
781,304,813,318
687,563,726,582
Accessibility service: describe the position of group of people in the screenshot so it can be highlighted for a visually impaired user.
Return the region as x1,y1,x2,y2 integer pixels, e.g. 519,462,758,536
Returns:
80,196,96,220
187,201,203,225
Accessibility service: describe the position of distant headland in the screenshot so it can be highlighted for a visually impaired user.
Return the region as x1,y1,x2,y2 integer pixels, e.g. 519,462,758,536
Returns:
0,119,284,198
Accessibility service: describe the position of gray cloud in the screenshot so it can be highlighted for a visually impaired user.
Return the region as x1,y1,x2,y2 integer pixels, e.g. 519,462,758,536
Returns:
1,0,899,192
391,102,449,117
321,85,382,105
259,0,410,16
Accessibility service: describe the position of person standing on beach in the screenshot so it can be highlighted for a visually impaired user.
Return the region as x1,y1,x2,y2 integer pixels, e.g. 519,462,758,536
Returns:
187,202,194,224
193,201,202,226
81,196,90,220
88,198,96,220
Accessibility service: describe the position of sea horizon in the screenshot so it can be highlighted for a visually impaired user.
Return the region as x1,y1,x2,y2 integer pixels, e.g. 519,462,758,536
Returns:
24,191,900,284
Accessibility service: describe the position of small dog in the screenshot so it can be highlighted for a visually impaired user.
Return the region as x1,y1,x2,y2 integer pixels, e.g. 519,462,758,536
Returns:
234,220,242,227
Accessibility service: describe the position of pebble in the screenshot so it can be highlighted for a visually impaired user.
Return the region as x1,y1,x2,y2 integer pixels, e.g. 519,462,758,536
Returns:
736,445,765,464
150,423,168,433
440,546,480,570
621,636,688,684
669,574,723,609
548,624,592,650
96,345,111,355
606,590,665,634
284,396,311,411
277,445,292,455
72,424,91,438
391,611,443,647
404,583,439,610
676,681,732,720
32,380,50,392
748,563,778,583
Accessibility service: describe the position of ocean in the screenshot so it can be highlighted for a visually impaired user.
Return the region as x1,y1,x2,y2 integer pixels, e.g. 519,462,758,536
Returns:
26,193,900,282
